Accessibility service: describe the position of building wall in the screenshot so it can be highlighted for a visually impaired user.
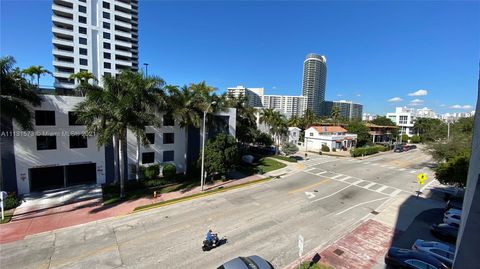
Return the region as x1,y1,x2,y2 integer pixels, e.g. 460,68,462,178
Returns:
302,53,327,116
12,95,106,194
323,100,363,121
52,0,139,89
386,107,416,137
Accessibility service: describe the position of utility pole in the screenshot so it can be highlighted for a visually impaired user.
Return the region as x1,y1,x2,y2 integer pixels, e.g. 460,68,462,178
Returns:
447,121,451,140
143,63,149,76
200,101,216,191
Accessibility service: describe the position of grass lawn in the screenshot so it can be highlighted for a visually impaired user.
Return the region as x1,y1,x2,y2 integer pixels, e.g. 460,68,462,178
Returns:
0,210,14,224
259,157,287,172
269,155,298,162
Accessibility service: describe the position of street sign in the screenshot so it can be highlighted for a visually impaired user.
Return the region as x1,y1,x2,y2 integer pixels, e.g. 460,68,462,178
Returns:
298,235,304,257
417,173,427,185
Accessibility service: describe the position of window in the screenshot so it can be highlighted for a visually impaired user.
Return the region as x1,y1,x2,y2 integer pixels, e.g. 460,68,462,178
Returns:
35,110,55,126
142,152,155,164
80,58,88,65
103,42,110,49
292,132,296,136
79,48,87,55
163,133,174,144
103,12,110,19
79,16,87,24
163,114,174,126
79,5,86,13
103,32,110,39
310,132,314,136
104,52,111,59
68,112,83,125
103,1,110,9
69,135,88,148
399,115,408,124
79,26,87,34
104,62,111,69
37,136,57,150
79,37,87,45
104,72,111,77
163,151,174,162
146,133,155,144
103,22,110,29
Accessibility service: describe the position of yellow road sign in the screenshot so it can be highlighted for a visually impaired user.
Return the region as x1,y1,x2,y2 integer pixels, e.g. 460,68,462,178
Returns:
417,173,427,184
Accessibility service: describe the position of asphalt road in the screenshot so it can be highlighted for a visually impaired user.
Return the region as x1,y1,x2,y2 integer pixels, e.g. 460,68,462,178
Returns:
0,148,435,269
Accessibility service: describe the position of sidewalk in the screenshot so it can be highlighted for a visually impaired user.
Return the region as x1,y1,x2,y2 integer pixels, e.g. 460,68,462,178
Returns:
0,173,267,244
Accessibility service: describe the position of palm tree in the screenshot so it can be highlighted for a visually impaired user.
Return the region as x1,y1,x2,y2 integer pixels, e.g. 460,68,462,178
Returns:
331,105,341,125
22,65,52,88
119,70,165,181
228,93,258,145
259,108,276,131
301,109,317,130
270,111,288,154
69,71,98,96
288,115,301,128
1,56,41,130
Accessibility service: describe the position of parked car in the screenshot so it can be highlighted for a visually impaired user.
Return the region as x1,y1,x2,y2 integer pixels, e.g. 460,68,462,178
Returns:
443,208,462,227
384,247,448,269
217,256,274,269
402,145,411,151
430,223,459,243
412,239,455,267
408,145,417,150
394,147,404,153
446,197,463,210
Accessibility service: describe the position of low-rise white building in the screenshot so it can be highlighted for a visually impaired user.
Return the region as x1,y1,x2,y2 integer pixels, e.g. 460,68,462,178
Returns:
386,107,416,137
287,127,301,145
304,126,357,152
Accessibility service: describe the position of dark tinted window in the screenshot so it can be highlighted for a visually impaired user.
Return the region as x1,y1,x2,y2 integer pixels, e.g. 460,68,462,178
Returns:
103,42,110,49
142,152,155,164
103,22,110,29
103,32,110,39
80,58,88,65
146,133,155,144
79,5,86,13
163,133,174,144
68,112,83,125
103,12,110,19
163,151,174,162
79,48,87,55
104,62,111,69
163,114,174,126
103,1,110,9
69,135,87,148
35,110,55,125
37,136,57,150
79,26,87,34
79,37,87,45
104,52,111,59
79,16,87,24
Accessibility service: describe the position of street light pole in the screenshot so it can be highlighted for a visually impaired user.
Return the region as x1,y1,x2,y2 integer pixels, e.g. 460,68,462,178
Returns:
200,101,216,191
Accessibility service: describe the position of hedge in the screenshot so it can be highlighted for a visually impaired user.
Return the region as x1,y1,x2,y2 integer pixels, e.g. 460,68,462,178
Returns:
350,145,388,157
163,163,177,178
321,144,330,152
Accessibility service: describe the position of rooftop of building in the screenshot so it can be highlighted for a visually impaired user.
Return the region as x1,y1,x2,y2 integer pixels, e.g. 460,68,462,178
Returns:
309,125,348,133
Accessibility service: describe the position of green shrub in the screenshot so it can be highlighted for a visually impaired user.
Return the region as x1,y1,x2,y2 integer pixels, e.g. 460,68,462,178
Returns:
4,193,21,210
163,163,177,178
321,144,330,152
144,164,160,179
282,142,299,156
401,134,409,143
350,145,385,157
332,148,336,152
300,261,334,269
411,135,421,143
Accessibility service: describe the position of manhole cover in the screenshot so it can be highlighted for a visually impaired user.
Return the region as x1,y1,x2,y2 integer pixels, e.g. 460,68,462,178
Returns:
333,249,344,256
371,210,379,215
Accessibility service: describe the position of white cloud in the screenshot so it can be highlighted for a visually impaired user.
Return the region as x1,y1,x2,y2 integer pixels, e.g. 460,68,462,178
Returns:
337,94,343,97
272,86,277,89
450,104,473,110
356,93,361,97
408,89,428,96
387,97,403,102
439,104,446,107
410,98,424,103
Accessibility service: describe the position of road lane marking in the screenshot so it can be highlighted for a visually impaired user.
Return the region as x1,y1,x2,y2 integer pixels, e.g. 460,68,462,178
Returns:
337,176,351,182
363,161,371,164
311,185,352,203
288,179,330,194
364,182,376,189
389,189,402,197
352,180,364,185
316,171,327,175
420,179,436,193
399,168,406,171
335,197,390,216
409,170,417,174
375,185,388,193
331,174,344,180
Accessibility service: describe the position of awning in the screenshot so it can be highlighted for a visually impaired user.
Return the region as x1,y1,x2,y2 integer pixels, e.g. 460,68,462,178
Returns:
335,140,342,142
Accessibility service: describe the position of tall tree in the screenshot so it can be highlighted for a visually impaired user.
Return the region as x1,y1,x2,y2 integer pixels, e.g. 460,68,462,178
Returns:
414,118,446,141
69,71,98,96
301,109,317,129
370,116,395,126
331,105,341,125
288,115,302,128
228,93,258,145
22,65,52,87
347,121,372,147
1,56,41,130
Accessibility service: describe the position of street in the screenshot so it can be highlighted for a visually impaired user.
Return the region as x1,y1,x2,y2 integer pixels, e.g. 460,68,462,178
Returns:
0,148,435,269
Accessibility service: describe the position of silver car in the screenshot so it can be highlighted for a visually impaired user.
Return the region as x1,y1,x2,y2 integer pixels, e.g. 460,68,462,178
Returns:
412,239,455,267
217,255,274,269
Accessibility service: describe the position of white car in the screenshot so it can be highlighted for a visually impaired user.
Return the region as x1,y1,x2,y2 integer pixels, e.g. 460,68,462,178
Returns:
443,208,462,226
412,239,455,267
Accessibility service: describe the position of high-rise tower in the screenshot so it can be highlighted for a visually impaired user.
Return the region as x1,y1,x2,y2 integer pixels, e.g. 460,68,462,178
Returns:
52,0,139,90
301,53,327,116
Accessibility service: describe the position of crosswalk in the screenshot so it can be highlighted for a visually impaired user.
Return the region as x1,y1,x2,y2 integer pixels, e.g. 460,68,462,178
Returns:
304,168,405,197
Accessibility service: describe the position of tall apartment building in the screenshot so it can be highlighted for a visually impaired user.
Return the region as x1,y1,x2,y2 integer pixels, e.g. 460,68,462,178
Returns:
52,0,139,90
262,95,308,118
227,85,264,107
302,53,327,116
323,100,363,121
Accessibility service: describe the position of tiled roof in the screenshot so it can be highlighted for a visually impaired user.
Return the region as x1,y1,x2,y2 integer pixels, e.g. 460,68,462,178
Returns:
312,126,348,133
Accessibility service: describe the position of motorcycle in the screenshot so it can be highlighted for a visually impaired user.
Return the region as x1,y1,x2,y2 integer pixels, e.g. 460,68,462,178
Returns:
202,233,227,251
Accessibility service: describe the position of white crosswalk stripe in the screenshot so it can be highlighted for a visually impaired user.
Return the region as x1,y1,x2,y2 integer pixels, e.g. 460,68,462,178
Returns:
409,170,417,174
316,171,327,175
331,174,344,180
364,182,376,189
337,176,351,182
390,189,403,197
352,179,364,185
376,185,389,193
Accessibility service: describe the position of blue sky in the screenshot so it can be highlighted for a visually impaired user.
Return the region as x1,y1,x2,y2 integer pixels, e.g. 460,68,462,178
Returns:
1,1,479,115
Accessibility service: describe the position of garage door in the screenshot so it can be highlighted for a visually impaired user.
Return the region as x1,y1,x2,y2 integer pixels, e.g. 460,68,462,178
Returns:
66,163,96,186
30,166,64,192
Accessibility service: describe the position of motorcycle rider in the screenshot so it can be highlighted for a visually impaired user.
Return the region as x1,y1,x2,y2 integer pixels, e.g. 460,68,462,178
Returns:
205,229,215,244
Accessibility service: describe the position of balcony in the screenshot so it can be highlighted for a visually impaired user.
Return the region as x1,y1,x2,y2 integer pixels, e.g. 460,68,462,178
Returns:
52,26,74,37
114,58,132,67
53,71,73,79
114,30,131,39
115,20,132,29
52,4,73,15
52,48,73,58
52,14,73,25
52,37,74,47
113,9,131,20
114,39,132,48
115,49,131,57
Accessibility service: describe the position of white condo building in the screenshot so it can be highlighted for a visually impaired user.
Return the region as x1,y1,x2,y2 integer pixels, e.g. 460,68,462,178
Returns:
227,85,264,107
52,0,139,89
387,107,416,137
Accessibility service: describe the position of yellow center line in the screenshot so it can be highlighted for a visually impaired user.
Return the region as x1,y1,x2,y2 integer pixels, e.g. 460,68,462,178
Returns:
288,179,330,194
